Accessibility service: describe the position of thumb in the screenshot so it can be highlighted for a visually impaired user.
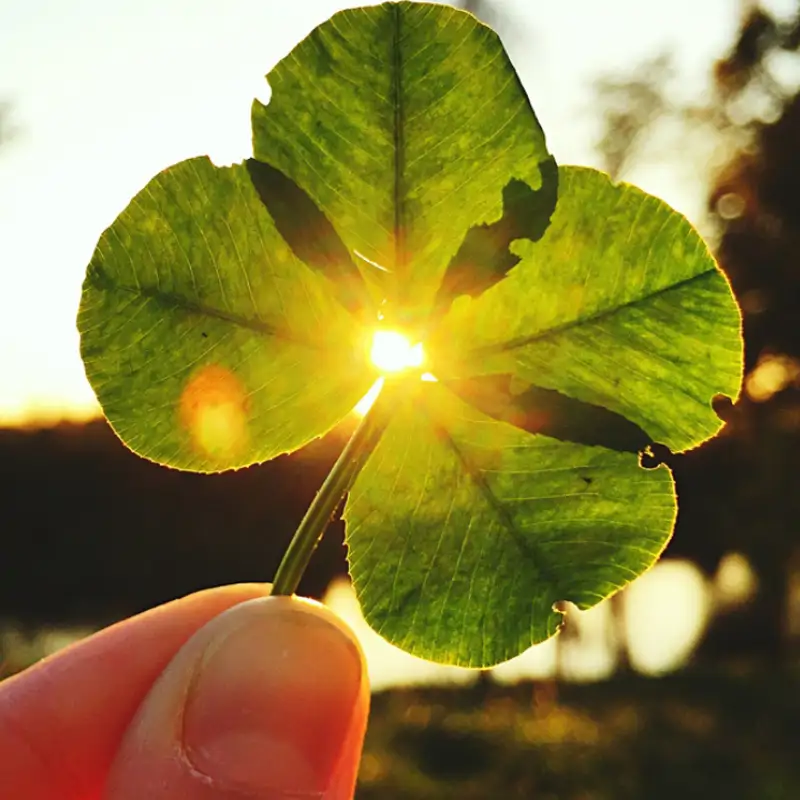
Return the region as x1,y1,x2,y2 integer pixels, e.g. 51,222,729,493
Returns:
105,595,369,800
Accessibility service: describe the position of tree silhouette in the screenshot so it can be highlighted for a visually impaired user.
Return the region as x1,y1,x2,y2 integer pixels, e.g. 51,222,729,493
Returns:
592,3,800,661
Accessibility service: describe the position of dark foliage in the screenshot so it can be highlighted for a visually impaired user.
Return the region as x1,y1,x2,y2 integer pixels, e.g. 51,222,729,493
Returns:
0,420,349,628
357,671,800,798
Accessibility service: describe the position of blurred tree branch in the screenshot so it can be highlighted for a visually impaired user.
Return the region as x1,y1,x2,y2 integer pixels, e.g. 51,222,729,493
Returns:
592,4,800,183
594,54,673,180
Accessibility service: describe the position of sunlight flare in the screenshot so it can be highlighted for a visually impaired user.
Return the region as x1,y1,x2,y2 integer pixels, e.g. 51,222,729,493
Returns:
353,333,435,418
370,330,424,373
353,378,385,417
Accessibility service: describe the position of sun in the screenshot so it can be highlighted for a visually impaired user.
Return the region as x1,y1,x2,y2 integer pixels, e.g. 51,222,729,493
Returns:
369,330,425,373
352,330,432,417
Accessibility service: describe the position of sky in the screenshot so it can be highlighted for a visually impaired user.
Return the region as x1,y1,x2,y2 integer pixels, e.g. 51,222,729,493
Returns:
0,0,768,424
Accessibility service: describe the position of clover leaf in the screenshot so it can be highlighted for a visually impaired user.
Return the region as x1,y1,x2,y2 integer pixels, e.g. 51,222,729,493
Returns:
77,1,742,667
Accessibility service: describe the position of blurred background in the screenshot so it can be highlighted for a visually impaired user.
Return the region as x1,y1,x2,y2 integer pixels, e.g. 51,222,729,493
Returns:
1,0,799,796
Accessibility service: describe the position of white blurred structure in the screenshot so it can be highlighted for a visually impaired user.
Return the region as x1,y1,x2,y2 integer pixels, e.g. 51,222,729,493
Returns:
324,558,716,691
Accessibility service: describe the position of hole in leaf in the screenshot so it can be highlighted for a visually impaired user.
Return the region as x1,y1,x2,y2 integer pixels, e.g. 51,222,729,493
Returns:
433,156,559,316
639,442,673,469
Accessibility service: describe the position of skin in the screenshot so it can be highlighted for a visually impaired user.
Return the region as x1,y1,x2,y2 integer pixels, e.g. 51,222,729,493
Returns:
0,584,369,799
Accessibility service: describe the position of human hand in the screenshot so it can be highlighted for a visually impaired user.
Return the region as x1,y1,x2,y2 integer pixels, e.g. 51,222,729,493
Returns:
0,585,369,799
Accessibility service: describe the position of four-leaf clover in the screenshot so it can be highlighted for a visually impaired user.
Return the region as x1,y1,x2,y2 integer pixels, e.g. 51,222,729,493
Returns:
78,2,742,666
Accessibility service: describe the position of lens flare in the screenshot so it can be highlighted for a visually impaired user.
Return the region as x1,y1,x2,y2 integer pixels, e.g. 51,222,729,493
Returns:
353,331,431,417
370,330,424,373
180,364,248,460
353,378,385,416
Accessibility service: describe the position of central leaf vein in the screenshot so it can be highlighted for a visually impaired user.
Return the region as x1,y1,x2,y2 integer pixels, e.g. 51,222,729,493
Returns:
470,267,720,357
90,272,333,350
430,412,559,588
391,3,405,283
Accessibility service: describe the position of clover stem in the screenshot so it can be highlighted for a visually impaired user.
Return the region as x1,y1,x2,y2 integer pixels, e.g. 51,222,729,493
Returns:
271,378,395,596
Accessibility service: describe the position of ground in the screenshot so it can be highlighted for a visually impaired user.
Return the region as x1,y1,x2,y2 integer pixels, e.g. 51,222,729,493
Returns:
356,667,800,799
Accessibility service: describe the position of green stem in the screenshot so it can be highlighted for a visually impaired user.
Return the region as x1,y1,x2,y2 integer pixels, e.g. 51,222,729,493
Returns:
271,379,394,596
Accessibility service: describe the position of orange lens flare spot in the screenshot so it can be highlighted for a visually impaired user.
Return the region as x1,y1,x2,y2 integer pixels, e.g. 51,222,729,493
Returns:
180,364,249,460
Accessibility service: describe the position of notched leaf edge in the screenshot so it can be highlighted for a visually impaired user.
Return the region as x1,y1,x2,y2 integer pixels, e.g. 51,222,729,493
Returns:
432,155,559,318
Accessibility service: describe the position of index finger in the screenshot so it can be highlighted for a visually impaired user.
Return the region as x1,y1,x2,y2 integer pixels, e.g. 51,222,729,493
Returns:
0,583,270,800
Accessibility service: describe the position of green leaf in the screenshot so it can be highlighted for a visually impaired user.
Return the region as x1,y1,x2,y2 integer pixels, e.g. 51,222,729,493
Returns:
345,163,742,666
76,1,744,668
445,373,652,454
245,159,371,317
432,155,558,318
251,0,553,325
78,156,374,471
79,0,557,473
432,166,743,453
344,380,676,667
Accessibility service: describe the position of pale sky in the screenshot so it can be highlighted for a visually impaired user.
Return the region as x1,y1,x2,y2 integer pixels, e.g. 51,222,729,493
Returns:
0,0,756,423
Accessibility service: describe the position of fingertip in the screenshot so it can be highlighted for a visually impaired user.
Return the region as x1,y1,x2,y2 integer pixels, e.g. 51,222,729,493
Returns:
106,596,369,799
